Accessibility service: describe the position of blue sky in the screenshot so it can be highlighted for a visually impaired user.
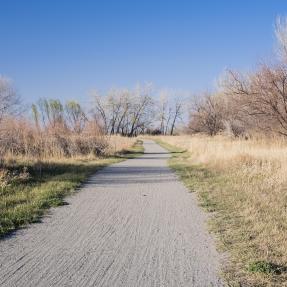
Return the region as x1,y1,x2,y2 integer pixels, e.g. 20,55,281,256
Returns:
1,0,287,105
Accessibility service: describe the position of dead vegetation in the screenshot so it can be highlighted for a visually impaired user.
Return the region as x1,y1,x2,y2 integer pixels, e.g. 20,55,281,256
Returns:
153,18,287,287
157,134,287,287
188,18,287,139
0,79,140,237
91,85,183,136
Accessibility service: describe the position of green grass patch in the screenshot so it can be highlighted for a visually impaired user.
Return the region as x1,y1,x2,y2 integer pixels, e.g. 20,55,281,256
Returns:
0,141,143,238
247,261,286,275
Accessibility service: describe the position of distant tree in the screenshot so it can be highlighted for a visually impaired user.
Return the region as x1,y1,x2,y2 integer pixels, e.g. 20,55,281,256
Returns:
0,76,21,122
224,65,287,136
65,101,87,133
36,99,66,129
157,92,168,134
31,104,40,130
128,88,153,136
189,93,224,136
91,84,154,137
170,99,183,135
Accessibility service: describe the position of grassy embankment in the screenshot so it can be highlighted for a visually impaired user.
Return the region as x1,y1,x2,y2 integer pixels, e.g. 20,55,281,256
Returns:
0,138,143,238
156,135,287,287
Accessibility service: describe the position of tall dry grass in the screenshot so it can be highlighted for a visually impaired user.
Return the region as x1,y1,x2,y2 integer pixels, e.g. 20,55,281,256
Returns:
0,117,137,237
158,135,287,187
157,135,287,286
105,135,139,155
0,117,136,162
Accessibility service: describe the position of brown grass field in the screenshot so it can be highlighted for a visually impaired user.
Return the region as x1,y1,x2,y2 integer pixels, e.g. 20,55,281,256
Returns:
156,135,287,287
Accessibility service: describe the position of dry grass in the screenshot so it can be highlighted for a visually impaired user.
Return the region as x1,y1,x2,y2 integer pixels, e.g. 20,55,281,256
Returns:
105,135,139,155
0,135,138,237
156,135,287,287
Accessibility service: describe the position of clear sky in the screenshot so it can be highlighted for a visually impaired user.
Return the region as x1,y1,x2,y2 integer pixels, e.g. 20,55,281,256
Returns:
1,0,287,105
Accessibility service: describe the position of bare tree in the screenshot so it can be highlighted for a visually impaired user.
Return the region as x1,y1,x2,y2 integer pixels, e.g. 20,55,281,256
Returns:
170,99,183,135
0,76,21,122
91,85,154,137
91,92,109,133
189,93,224,136
157,92,168,134
223,65,287,136
162,106,172,135
36,99,66,129
65,101,87,133
115,91,130,134
128,89,153,136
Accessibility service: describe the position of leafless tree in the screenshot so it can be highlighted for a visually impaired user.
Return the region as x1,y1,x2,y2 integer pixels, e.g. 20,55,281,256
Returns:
91,85,154,137
157,92,169,134
0,76,21,122
170,98,183,135
223,65,287,136
90,92,109,133
128,87,153,136
189,93,224,136
65,101,87,133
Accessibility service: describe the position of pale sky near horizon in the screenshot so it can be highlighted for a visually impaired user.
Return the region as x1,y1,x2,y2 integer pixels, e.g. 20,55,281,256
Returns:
1,0,287,106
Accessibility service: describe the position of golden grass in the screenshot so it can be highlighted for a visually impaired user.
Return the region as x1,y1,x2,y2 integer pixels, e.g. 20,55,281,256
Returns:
105,135,138,155
156,135,287,287
0,136,138,237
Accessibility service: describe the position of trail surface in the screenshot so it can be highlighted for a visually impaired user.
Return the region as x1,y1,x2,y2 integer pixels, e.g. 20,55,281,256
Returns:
0,140,223,287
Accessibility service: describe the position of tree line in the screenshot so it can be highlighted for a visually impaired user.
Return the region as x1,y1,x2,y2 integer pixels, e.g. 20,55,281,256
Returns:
91,86,183,136
0,80,183,159
188,17,287,138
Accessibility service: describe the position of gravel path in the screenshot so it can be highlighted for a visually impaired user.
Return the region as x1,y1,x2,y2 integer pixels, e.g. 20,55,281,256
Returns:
0,140,223,287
